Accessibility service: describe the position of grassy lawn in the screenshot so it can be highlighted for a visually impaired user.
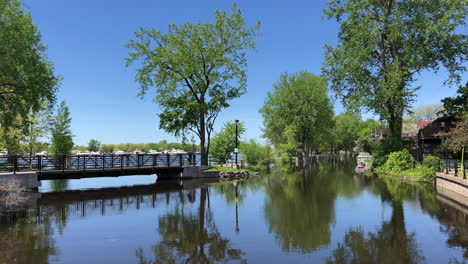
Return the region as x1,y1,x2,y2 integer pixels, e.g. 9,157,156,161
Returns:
204,165,251,172
377,167,434,183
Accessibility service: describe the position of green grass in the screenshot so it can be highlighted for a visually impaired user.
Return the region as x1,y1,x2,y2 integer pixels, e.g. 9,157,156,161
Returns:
204,165,251,172
376,167,434,183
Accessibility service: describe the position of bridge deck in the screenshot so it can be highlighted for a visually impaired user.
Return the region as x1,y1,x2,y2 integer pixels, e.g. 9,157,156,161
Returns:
0,153,199,180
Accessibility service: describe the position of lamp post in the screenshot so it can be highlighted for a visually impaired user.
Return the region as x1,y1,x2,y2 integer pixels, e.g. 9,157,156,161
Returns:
235,120,239,169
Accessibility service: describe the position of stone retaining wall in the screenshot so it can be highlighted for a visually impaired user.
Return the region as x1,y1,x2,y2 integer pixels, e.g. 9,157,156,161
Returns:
436,172,468,202
0,172,40,190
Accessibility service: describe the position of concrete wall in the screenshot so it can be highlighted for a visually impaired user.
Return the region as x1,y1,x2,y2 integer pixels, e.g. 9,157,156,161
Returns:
436,172,468,203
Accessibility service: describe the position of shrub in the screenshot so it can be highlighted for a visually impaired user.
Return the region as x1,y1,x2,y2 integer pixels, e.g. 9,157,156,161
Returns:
422,155,441,172
239,139,270,170
418,167,437,182
382,149,415,172
371,139,404,168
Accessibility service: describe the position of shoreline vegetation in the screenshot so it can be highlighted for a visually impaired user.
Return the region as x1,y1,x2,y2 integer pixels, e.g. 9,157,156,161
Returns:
0,180,26,211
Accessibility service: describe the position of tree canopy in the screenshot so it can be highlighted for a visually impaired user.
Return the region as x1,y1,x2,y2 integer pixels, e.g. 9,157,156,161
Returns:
87,139,101,152
439,83,467,118
49,101,74,155
260,71,334,157
0,0,59,130
332,112,362,153
323,0,467,140
210,121,245,163
125,4,260,165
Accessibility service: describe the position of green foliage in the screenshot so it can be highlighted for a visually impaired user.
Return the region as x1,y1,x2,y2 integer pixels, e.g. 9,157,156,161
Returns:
87,139,101,152
379,167,435,183
279,143,296,164
24,101,53,155
49,101,74,155
439,115,468,153
410,168,436,182
371,139,404,168
332,112,362,152
260,71,334,157
0,0,59,130
125,4,260,165
422,155,441,172
210,121,245,163
439,83,467,118
382,149,415,172
72,145,87,152
99,144,114,153
323,0,467,140
0,114,26,154
239,139,270,170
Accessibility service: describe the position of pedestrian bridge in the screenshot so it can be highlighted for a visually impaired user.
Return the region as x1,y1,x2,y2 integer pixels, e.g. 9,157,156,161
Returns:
0,153,200,180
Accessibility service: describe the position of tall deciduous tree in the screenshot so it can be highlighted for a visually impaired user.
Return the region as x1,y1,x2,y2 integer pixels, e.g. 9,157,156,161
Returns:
332,112,362,153
25,101,53,156
260,72,334,159
87,139,101,152
210,121,245,164
439,83,467,118
439,115,468,154
125,4,260,165
323,0,467,141
49,101,73,155
0,0,59,130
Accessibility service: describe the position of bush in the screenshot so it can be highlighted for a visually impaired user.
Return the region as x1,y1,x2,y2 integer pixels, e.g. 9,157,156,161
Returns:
371,139,404,168
371,138,415,168
422,155,441,171
239,139,270,170
382,149,415,172
417,167,437,182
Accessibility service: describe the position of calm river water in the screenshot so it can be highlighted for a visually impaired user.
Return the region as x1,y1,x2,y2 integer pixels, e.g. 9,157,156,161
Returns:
1,161,467,263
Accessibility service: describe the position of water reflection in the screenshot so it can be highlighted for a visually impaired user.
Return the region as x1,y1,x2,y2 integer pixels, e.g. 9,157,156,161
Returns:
0,162,467,263
263,161,364,253
136,187,246,263
0,212,58,264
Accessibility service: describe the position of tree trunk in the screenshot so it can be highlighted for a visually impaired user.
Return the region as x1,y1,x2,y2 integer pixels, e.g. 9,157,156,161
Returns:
199,113,207,166
389,107,403,141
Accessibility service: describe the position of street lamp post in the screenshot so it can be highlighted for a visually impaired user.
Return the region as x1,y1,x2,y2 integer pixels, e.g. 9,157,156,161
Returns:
235,120,239,169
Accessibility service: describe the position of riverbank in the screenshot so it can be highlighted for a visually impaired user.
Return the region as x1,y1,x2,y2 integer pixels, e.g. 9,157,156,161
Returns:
375,167,435,183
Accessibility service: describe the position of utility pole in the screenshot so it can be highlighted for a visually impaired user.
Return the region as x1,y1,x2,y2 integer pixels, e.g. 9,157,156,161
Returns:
235,120,239,169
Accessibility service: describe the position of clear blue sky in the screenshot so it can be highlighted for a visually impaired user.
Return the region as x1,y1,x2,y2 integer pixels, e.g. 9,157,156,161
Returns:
23,0,466,146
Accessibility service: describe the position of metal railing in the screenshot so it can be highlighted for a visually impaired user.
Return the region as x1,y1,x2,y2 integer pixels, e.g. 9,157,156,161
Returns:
0,153,199,174
438,160,467,179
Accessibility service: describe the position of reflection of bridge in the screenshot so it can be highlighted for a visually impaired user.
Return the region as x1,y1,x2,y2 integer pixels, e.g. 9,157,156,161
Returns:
0,153,200,180
34,178,218,219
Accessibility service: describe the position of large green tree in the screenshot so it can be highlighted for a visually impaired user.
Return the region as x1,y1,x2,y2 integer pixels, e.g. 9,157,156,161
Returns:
323,0,467,141
260,71,334,159
25,101,53,156
332,112,362,153
210,121,245,163
87,139,101,152
125,4,260,165
49,101,74,155
439,82,467,118
0,0,59,130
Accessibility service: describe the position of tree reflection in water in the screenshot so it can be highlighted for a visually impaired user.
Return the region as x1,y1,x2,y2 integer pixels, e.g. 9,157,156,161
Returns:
326,202,424,264
263,161,363,253
0,212,58,264
326,175,433,264
136,187,246,264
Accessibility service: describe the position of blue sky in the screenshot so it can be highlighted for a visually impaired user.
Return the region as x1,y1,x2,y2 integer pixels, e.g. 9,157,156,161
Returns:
23,0,466,146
